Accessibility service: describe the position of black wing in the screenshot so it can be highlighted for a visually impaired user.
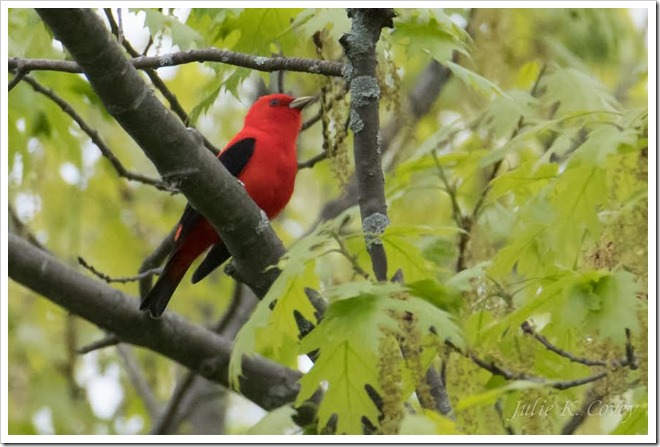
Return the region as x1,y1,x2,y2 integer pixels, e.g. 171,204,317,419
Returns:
217,137,256,177
173,138,256,244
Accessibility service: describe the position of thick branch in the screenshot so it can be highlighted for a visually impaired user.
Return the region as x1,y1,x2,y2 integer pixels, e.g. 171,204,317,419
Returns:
340,8,395,281
8,234,301,412
7,49,344,77
36,8,283,298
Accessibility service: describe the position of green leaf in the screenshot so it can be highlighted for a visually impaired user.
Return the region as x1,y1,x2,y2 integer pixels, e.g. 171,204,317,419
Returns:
542,67,620,115
229,261,318,389
289,9,351,42
189,67,251,122
297,284,462,434
488,222,548,278
569,124,639,167
229,226,335,388
477,276,567,345
393,11,470,63
408,279,463,315
296,296,383,434
381,224,460,282
456,380,546,411
548,164,607,263
561,270,642,343
489,161,559,202
230,214,358,387
482,90,538,139
445,61,507,98
244,405,297,435
220,9,304,55
143,9,202,50
611,400,647,435
398,410,463,435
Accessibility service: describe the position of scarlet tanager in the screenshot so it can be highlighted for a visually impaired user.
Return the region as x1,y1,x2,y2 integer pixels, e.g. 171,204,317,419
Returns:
140,94,314,318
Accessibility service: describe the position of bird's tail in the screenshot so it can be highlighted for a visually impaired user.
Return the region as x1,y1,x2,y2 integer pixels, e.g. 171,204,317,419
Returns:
140,251,189,318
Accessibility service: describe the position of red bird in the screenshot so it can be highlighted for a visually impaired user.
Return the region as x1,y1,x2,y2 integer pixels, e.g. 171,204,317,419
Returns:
140,93,314,318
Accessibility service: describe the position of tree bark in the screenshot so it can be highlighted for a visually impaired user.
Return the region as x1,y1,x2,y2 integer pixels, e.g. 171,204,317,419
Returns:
8,234,301,413
340,9,396,281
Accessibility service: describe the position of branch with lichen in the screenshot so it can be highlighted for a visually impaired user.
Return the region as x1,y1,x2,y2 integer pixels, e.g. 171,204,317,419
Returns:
340,8,396,281
8,49,344,78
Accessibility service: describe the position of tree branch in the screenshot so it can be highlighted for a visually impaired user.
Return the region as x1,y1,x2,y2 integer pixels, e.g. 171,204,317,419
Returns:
150,282,258,434
340,8,395,281
17,73,173,192
8,234,303,413
561,388,607,435
78,256,160,284
446,340,613,391
8,49,344,77
138,227,176,298
103,8,220,155
8,66,29,91
36,8,285,299
77,334,120,354
307,12,473,243
116,343,161,420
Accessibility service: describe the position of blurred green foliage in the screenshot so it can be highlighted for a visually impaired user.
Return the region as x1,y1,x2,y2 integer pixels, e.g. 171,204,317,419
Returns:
8,7,648,436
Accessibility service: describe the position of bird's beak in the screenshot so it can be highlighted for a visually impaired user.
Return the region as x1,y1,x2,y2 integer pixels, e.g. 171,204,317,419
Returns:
289,96,316,110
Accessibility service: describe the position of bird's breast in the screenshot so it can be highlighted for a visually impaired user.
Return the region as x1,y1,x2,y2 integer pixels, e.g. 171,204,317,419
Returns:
237,138,298,219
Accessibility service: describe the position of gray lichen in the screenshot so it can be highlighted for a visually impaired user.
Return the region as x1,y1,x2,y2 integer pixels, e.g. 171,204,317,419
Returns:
159,54,173,67
376,131,382,154
256,209,270,235
349,109,364,133
253,56,268,66
350,75,380,108
363,212,390,249
342,62,353,81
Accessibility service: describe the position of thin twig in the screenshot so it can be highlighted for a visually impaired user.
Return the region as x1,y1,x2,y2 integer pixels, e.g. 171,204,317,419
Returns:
76,334,120,354
495,399,515,435
446,341,611,391
551,372,608,390
142,33,154,56
561,388,607,435
521,321,607,367
117,344,161,420
432,150,463,229
115,8,124,46
625,328,639,370
8,67,29,92
150,371,197,435
297,152,328,170
329,233,370,279
212,280,245,335
8,204,48,252
78,256,161,284
521,321,636,369
18,74,174,191
150,281,246,435
301,107,323,131
455,65,549,271
138,227,176,298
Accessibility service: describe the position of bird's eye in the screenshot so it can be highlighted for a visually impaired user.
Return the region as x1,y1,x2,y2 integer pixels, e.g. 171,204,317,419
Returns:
269,99,280,107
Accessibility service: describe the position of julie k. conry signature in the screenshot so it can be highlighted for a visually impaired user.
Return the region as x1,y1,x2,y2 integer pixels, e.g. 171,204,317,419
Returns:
507,397,639,424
